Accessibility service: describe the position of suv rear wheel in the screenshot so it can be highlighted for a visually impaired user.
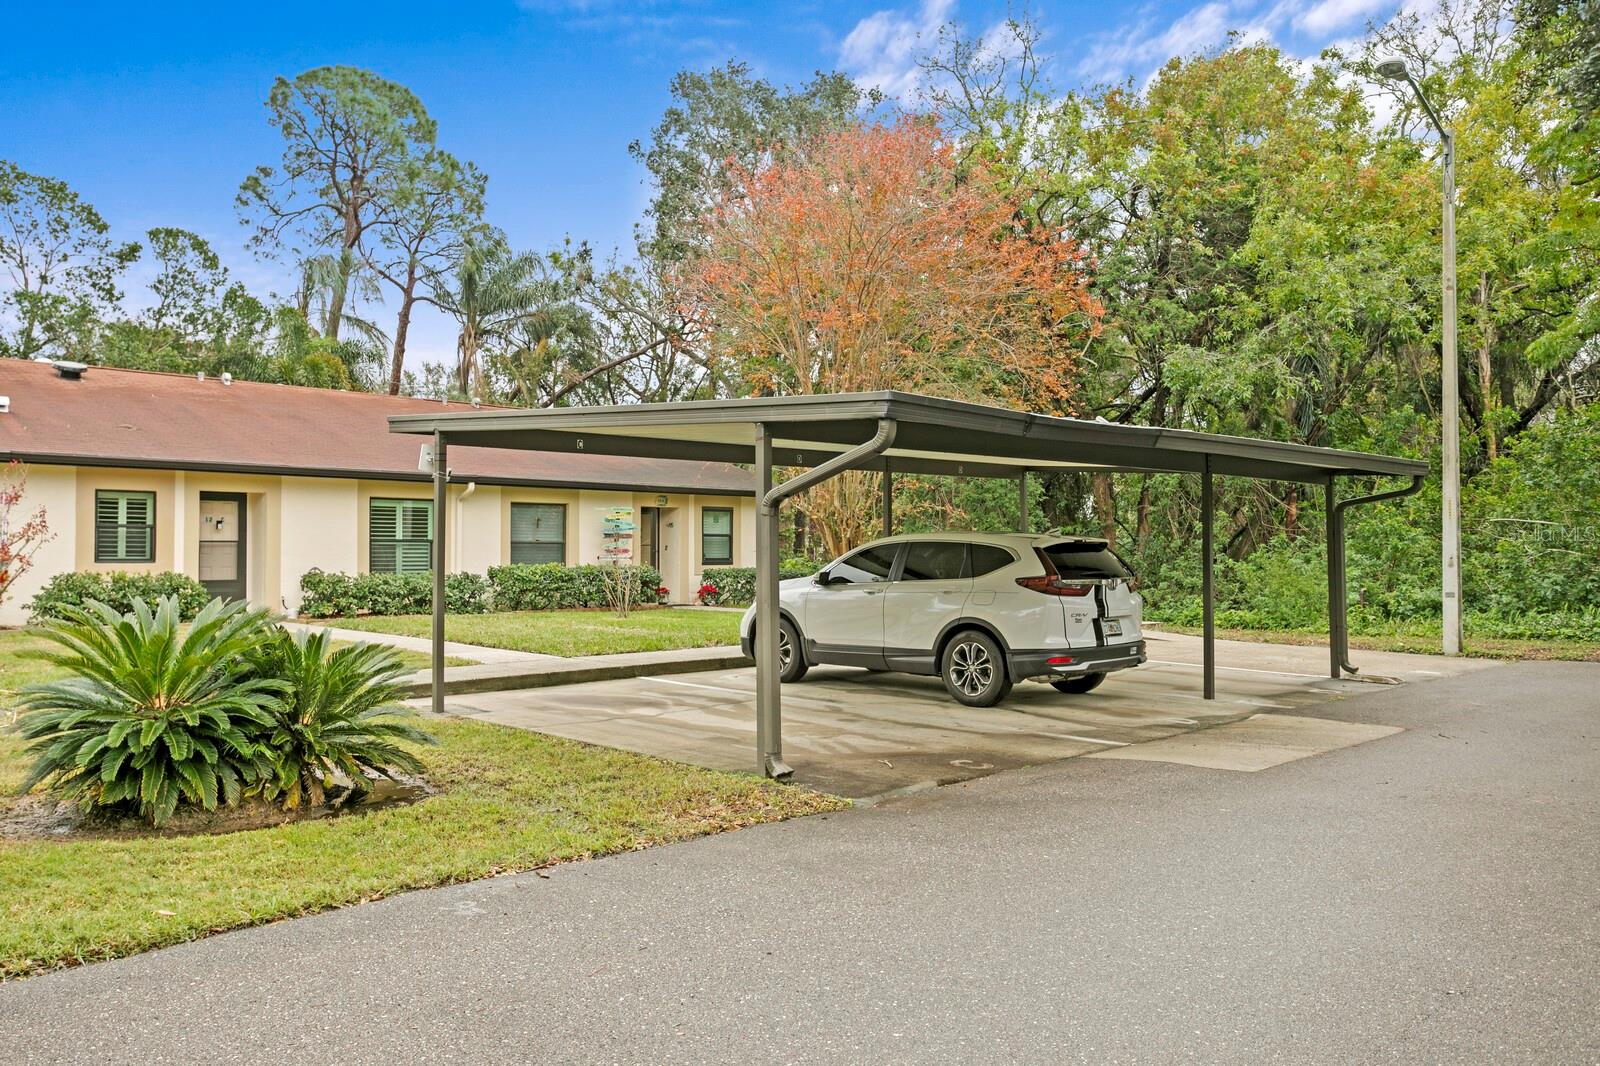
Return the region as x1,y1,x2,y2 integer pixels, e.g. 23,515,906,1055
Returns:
941,630,1012,707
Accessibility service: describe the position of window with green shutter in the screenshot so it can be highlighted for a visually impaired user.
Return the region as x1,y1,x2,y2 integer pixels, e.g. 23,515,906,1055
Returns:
701,507,733,565
95,490,156,563
370,499,433,574
510,502,566,565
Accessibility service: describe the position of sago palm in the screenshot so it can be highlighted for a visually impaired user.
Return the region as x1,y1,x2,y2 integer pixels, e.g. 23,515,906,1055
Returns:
250,629,434,809
12,596,284,826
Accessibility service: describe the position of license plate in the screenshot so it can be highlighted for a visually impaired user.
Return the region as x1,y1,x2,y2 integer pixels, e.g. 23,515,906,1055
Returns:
1103,619,1123,636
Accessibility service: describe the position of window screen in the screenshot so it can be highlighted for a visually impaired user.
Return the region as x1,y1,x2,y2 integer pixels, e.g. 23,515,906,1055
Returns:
95,490,155,563
511,503,566,565
370,499,433,574
830,544,899,584
898,542,968,581
701,507,733,565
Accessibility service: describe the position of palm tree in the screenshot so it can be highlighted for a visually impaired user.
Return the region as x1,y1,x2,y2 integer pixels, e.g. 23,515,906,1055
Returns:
434,238,548,398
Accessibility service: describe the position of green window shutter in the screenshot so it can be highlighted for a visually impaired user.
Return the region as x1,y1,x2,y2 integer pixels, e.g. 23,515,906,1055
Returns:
370,499,432,574
510,503,566,565
701,507,733,565
95,491,155,563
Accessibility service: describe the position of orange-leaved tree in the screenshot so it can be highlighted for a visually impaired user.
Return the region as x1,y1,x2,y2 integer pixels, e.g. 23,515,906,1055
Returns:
686,116,1102,554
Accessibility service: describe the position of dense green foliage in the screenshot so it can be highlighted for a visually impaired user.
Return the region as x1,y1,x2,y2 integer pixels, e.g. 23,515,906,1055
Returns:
485,563,665,611
297,569,491,618
28,571,210,621
10,596,436,825
700,560,820,606
12,598,284,825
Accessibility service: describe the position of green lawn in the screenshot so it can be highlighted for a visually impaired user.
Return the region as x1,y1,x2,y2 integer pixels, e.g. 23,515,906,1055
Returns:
330,608,744,657
1156,623,1600,662
0,717,844,979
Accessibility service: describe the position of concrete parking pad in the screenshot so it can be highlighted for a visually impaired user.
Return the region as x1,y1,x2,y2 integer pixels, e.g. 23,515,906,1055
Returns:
1087,713,1404,771
427,630,1492,797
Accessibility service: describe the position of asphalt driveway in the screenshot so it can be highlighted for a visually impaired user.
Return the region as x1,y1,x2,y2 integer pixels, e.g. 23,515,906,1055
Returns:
4,659,1596,1064
429,629,1492,796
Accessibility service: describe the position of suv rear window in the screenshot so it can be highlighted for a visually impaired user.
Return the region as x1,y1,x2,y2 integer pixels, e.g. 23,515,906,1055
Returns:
968,544,1015,577
1042,541,1131,580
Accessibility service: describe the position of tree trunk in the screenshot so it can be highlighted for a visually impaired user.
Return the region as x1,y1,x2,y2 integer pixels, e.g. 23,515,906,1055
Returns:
1477,273,1497,460
1285,484,1298,540
1134,476,1152,557
1091,473,1116,548
388,288,414,396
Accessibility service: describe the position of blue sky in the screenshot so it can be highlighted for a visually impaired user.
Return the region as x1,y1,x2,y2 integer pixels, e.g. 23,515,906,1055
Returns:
0,0,1400,370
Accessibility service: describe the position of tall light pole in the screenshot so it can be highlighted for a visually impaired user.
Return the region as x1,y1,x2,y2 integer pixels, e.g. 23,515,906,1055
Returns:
1378,57,1462,655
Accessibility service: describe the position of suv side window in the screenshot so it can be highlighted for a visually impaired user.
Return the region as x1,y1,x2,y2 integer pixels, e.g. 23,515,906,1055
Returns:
829,544,899,584
898,542,968,581
968,544,1016,577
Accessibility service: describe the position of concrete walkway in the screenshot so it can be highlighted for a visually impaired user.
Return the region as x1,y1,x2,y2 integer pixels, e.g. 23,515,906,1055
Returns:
5,661,1595,1064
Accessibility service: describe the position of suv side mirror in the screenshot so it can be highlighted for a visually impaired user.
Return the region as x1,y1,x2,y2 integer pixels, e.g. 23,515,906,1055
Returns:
815,570,836,586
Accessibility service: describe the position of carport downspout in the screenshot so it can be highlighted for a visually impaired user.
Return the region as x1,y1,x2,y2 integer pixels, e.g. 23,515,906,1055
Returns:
1018,471,1029,533
1327,474,1426,677
431,431,448,717
754,418,899,779
1201,456,1215,701
882,466,894,537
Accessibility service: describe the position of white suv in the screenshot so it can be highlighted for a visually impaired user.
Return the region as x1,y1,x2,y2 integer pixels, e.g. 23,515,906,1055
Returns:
739,532,1146,707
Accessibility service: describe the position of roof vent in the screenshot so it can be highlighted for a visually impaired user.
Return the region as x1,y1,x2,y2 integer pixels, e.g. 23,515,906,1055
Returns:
53,360,88,380
197,372,206,382
220,372,233,386
0,395,10,414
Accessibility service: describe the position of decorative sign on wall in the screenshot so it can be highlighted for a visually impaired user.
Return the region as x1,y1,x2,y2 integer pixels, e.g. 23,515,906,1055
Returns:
599,506,636,561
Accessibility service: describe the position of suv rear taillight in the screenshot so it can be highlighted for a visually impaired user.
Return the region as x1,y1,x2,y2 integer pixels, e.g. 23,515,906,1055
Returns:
1014,575,1095,597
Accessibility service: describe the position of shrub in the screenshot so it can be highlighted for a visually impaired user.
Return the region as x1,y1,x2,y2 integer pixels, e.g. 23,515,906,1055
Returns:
247,628,434,809
297,569,490,618
699,559,819,606
487,563,664,611
12,596,285,826
28,570,210,622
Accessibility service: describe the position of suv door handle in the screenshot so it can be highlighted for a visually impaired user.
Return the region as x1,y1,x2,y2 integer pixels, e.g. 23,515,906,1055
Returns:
863,589,883,595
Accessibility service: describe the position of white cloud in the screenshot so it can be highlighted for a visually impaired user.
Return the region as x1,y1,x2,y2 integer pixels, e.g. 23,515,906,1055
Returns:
1293,0,1391,34
1076,1,1234,84
839,0,956,99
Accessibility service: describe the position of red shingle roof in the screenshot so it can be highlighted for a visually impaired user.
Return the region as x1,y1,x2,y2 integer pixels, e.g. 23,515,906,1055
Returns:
0,361,752,495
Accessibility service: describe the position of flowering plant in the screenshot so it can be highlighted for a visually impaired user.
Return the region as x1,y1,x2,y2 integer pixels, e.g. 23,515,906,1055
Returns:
696,582,720,606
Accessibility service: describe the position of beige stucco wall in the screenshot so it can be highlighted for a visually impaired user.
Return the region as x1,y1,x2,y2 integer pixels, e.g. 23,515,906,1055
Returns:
2,464,78,627
4,463,754,620
280,476,358,615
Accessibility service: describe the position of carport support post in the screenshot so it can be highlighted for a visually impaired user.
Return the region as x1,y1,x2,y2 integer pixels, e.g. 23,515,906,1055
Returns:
431,431,448,717
753,423,789,778
1326,478,1341,680
1201,456,1215,701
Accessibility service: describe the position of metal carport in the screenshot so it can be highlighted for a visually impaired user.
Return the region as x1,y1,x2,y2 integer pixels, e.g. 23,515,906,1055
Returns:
389,391,1428,779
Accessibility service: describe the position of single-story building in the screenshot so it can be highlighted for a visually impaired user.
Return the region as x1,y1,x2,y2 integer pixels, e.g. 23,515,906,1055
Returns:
0,359,756,625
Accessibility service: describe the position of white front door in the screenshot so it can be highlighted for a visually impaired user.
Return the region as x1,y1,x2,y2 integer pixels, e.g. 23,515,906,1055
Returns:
804,543,899,658
883,541,972,669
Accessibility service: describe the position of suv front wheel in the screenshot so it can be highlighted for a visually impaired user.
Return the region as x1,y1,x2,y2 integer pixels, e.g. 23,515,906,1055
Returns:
776,617,808,683
941,630,1012,707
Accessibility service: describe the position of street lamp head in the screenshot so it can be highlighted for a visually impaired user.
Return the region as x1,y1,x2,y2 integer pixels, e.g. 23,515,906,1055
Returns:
1375,58,1410,81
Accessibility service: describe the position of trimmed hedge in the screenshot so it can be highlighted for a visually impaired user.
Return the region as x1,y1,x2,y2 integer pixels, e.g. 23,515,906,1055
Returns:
487,563,664,611
297,569,491,618
28,571,211,621
700,560,819,606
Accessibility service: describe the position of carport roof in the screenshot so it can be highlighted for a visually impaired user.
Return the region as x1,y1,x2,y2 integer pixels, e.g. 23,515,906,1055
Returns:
389,390,1427,484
